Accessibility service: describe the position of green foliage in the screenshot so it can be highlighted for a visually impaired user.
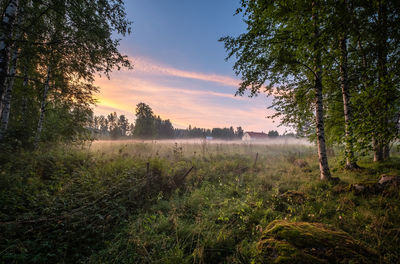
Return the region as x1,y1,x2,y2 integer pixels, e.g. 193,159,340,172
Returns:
0,0,132,147
0,145,192,263
221,0,400,165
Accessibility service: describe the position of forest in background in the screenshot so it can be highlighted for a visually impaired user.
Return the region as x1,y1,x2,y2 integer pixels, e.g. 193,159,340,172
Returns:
89,102,284,140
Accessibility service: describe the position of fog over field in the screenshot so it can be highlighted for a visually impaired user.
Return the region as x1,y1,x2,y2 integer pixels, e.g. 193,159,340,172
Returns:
88,138,315,162
91,137,312,146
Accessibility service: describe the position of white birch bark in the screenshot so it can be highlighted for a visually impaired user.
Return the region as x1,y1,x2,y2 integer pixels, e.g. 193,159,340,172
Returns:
340,36,357,169
0,0,19,112
0,8,23,141
0,46,18,140
313,0,331,180
34,64,51,147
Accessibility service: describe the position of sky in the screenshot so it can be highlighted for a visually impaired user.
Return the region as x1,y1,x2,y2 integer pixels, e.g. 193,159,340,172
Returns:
93,0,283,133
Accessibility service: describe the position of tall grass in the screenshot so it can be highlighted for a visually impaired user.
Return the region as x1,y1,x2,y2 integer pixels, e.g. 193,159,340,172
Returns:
1,141,399,263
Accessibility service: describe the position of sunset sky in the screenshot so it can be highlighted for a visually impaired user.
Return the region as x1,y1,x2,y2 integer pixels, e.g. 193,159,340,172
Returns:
94,0,283,133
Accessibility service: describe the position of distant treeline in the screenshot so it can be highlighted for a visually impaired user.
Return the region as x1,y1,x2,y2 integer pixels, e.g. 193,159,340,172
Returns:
89,102,281,140
174,126,243,140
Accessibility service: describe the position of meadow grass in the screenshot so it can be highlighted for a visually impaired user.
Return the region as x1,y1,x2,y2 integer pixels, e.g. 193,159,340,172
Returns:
1,140,399,263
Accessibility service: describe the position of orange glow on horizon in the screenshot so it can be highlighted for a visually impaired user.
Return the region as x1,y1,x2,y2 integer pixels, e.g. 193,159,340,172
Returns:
93,56,282,133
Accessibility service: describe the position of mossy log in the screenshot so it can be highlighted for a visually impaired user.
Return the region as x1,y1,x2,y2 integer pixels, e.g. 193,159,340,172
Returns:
253,220,378,263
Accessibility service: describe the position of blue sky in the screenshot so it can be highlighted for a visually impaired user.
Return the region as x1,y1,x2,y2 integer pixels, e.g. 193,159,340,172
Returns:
122,0,244,74
94,0,283,133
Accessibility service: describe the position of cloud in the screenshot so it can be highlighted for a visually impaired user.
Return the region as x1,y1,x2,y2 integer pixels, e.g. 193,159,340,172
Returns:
94,75,245,101
93,56,282,132
132,57,240,87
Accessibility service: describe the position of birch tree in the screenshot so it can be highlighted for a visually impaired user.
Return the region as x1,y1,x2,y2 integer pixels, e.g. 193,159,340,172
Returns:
0,0,131,146
321,0,360,169
338,1,358,169
0,7,24,141
0,0,19,113
220,0,332,180
222,0,400,170
350,0,400,162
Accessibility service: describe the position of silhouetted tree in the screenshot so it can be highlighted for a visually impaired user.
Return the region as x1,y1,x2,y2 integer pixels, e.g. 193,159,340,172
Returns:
268,130,279,138
133,103,156,138
118,115,129,137
236,126,244,138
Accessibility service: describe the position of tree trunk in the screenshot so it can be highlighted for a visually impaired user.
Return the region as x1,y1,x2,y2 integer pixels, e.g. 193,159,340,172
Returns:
34,64,51,147
313,0,331,180
21,65,28,118
0,46,18,140
376,0,390,161
373,137,383,162
339,35,358,169
357,40,370,92
0,0,19,112
315,72,331,180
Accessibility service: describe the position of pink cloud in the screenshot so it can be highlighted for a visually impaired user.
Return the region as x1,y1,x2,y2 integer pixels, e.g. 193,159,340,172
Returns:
132,57,240,87
93,57,283,133
94,75,245,101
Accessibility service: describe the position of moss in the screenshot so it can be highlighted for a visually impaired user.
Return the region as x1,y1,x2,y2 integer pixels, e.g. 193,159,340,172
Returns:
256,238,325,264
253,220,378,264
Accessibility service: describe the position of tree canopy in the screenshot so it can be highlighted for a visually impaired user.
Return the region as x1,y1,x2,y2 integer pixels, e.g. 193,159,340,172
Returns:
0,0,131,148
221,0,400,179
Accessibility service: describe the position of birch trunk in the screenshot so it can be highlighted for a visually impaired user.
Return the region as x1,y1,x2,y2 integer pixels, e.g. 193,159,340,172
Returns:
0,46,18,140
315,72,331,180
0,0,19,111
21,65,28,117
34,65,51,147
339,36,357,169
373,1,390,162
313,0,331,180
373,138,383,162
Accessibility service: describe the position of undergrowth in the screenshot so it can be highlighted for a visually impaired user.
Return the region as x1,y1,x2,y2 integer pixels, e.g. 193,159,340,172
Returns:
1,142,399,263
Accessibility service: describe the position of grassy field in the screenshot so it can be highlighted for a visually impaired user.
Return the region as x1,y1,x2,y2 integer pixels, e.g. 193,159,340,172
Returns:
1,140,400,263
